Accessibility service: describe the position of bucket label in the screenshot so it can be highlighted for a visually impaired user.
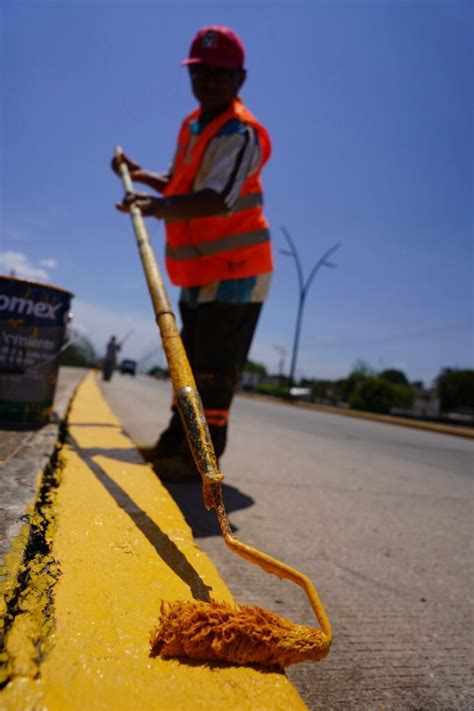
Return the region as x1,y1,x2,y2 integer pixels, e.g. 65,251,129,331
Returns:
0,294,63,321
0,277,73,421
0,324,60,381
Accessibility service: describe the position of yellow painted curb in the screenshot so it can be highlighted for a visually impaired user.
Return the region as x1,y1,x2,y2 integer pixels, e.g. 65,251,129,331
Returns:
0,521,32,687
0,373,306,710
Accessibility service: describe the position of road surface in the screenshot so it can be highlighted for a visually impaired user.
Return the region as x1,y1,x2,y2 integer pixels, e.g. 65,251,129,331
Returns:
100,373,473,711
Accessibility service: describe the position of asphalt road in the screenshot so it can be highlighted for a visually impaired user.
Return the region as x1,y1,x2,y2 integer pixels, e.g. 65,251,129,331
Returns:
100,373,473,711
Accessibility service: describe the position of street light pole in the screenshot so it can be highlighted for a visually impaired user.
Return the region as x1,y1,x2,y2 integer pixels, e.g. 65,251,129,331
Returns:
281,226,341,390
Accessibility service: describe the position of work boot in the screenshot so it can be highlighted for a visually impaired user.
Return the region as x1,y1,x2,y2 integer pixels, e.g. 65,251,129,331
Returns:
153,454,201,483
137,444,158,462
138,425,188,463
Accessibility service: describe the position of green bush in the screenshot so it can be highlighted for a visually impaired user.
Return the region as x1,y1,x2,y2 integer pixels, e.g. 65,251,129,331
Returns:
59,344,94,367
349,377,396,414
340,370,368,402
245,360,268,376
379,368,409,386
392,384,415,409
436,368,474,412
255,383,286,397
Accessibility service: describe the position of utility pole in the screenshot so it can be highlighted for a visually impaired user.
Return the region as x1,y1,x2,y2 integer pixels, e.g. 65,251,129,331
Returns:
280,226,341,390
273,345,287,388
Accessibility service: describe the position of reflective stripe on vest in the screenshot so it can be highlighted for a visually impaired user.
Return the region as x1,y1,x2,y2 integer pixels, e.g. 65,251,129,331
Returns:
166,227,270,261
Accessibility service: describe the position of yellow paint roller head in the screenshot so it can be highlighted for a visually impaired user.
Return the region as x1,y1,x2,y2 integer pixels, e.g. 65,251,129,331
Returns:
151,600,330,668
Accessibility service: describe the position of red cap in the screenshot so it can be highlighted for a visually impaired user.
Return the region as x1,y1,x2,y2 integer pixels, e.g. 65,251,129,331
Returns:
182,26,245,69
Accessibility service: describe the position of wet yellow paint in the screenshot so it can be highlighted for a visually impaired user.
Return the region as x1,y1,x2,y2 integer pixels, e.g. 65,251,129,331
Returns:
1,373,306,710
1,520,32,687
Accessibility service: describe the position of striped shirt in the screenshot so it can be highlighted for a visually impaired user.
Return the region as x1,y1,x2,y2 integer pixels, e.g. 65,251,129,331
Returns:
169,116,272,306
192,117,261,210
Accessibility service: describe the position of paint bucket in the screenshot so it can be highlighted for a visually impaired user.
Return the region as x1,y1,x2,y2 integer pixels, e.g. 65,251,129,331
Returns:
0,275,74,424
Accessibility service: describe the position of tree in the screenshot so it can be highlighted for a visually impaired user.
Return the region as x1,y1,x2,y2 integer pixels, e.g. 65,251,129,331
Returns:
392,383,415,409
348,375,415,414
352,359,375,376
349,377,396,414
340,362,373,402
59,336,96,368
244,360,268,376
379,369,409,386
436,368,474,412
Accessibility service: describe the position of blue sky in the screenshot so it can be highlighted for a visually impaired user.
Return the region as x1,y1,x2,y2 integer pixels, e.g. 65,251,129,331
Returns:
1,0,472,385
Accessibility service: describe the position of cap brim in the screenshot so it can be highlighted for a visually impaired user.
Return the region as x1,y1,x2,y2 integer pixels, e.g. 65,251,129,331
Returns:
181,58,201,66
180,57,243,69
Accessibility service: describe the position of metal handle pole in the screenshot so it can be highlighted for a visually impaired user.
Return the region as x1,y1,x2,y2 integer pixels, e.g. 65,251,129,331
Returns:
114,146,223,492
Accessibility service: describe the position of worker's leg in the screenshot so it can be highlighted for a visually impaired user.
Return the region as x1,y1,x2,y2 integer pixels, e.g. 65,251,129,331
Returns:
153,301,262,480
192,301,262,458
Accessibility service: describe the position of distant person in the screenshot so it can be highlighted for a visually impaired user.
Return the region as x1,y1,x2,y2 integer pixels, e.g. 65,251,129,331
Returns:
113,25,273,482
102,335,121,382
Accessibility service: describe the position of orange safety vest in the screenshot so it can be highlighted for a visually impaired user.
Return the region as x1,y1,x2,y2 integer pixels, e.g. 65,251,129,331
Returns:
163,99,273,287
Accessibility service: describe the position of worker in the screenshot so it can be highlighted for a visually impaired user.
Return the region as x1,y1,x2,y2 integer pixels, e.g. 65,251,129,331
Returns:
102,335,121,382
113,25,273,482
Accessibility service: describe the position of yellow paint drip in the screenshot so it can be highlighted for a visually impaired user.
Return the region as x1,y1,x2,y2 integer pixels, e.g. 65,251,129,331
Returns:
0,373,306,710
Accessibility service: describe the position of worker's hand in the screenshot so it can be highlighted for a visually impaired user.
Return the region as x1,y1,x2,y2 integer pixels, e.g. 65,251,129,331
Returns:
116,191,162,217
111,151,141,177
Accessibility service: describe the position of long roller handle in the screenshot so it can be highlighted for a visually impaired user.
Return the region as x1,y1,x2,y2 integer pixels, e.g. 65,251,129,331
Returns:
114,146,223,491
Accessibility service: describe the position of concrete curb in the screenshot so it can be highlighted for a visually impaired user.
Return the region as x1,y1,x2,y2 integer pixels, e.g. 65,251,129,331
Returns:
0,369,88,573
0,369,87,602
0,369,87,690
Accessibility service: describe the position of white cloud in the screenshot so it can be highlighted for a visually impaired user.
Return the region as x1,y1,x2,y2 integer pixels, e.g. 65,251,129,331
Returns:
39,258,57,269
0,251,50,280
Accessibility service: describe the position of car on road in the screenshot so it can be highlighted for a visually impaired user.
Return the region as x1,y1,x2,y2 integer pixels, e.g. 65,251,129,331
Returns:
120,359,137,376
